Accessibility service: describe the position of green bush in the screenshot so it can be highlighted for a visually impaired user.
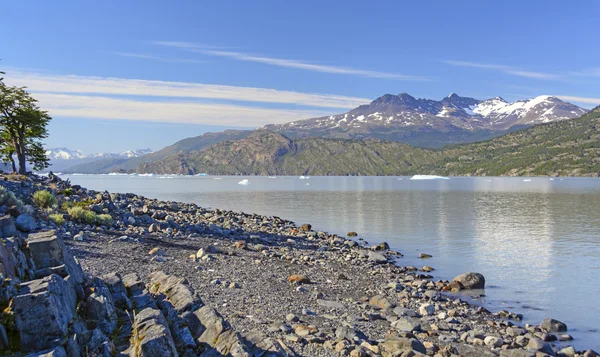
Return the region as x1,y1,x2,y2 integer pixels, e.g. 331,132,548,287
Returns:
58,188,73,196
49,213,65,226
67,206,86,221
67,206,98,224
61,201,74,211
33,190,56,208
97,214,113,226
83,210,97,225
0,186,24,210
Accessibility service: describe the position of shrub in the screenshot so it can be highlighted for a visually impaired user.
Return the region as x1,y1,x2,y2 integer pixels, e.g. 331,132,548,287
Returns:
58,188,73,196
67,206,98,224
49,213,65,226
73,199,93,208
61,201,74,211
0,186,24,210
82,210,97,225
67,206,87,221
33,190,56,208
97,214,113,226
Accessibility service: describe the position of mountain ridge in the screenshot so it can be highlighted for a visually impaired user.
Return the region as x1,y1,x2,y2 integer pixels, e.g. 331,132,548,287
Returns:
263,93,587,147
134,105,600,177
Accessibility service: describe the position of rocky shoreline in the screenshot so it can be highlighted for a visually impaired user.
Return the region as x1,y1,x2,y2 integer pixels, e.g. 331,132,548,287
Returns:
0,173,597,357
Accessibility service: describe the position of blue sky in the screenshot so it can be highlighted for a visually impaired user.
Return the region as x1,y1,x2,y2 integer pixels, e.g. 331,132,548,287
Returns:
2,1,599,153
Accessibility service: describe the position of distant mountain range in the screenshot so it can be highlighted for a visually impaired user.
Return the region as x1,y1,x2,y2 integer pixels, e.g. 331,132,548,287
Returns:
263,93,587,147
136,106,600,177
49,92,594,176
46,148,153,172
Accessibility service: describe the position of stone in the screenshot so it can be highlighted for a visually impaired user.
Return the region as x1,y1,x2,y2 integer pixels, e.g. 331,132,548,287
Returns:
392,317,422,332
421,266,435,272
234,240,247,249
499,350,535,357
419,253,432,258
539,318,568,332
347,231,358,237
419,303,435,316
26,230,85,284
559,347,576,357
82,278,118,334
483,336,503,348
527,337,554,355
0,214,17,238
288,274,310,284
369,294,395,309
73,231,87,241
148,271,200,313
367,250,388,263
148,247,166,256
371,242,390,251
130,308,178,357
286,313,299,322
381,337,427,355
193,306,251,356
11,274,77,352
149,223,160,233
450,272,485,290
299,223,312,231
15,214,37,232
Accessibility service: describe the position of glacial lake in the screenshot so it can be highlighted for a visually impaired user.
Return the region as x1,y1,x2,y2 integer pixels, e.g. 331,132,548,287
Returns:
62,174,600,350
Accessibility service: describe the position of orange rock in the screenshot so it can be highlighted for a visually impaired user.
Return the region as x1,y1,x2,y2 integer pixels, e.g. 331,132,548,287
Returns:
288,274,310,284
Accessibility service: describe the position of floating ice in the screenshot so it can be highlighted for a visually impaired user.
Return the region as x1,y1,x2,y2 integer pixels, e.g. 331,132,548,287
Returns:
238,179,250,185
409,175,450,180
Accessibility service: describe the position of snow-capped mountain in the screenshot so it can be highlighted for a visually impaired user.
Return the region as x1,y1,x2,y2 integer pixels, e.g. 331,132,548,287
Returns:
263,93,587,147
44,148,153,172
46,148,153,161
45,148,87,161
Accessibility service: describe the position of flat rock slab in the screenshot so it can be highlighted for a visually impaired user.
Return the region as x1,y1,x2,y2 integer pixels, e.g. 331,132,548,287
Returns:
131,307,178,357
12,274,77,352
27,230,85,284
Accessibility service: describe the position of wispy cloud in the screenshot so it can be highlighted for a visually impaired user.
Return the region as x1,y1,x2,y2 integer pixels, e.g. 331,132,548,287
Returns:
33,93,330,127
153,41,427,80
5,70,369,109
443,60,560,80
555,95,600,105
114,52,207,64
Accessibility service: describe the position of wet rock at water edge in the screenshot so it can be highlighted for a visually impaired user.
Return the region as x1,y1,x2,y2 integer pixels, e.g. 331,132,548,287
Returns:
539,317,568,332
450,272,485,291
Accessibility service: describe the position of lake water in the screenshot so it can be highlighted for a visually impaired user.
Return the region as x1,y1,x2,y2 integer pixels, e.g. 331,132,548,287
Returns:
62,174,600,350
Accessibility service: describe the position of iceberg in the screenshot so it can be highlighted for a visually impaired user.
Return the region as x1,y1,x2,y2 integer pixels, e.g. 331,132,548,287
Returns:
238,179,249,185
409,175,450,180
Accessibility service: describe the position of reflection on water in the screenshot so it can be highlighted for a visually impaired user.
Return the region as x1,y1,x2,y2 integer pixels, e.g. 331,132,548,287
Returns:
63,175,600,349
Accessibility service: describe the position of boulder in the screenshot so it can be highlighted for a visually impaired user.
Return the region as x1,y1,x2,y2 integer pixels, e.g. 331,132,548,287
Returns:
15,214,37,232
392,317,421,332
130,308,178,357
539,318,568,332
0,239,17,279
82,278,118,334
527,337,554,355
11,274,77,352
0,214,17,238
367,250,388,263
450,272,485,290
148,271,200,313
369,295,395,310
380,337,426,355
299,224,312,231
26,230,85,285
